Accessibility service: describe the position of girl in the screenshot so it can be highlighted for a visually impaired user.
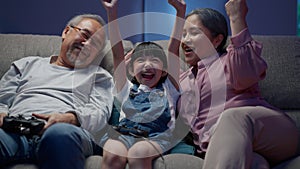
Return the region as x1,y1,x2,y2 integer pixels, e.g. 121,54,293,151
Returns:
100,0,186,169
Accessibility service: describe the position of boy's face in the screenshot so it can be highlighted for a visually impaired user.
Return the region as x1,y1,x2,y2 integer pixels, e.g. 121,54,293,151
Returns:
131,55,166,88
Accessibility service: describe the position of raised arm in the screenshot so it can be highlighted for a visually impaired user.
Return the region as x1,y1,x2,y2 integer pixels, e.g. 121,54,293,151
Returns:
225,0,248,36
168,0,186,90
225,0,267,90
101,0,126,92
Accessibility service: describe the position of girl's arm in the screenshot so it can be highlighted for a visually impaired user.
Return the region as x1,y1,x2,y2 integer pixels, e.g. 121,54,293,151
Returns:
102,0,127,92
167,0,186,90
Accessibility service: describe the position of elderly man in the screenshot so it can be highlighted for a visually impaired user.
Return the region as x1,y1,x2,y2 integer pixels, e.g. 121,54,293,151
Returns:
0,14,114,169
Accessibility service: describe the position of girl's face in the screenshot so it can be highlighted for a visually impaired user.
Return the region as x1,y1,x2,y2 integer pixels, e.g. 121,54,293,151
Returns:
131,55,166,88
181,14,217,66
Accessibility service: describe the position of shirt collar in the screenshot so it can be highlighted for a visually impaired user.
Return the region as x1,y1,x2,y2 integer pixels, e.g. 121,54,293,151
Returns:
197,53,219,69
138,84,152,92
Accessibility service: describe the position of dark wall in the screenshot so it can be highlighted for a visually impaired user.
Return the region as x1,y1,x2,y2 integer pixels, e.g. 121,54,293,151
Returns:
0,0,297,43
143,0,297,41
0,0,144,42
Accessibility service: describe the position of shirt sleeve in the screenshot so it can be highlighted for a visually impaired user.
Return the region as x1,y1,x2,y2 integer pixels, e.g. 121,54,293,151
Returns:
0,57,34,113
163,77,180,129
0,65,20,113
72,69,114,134
113,79,133,120
225,28,268,90
114,78,132,103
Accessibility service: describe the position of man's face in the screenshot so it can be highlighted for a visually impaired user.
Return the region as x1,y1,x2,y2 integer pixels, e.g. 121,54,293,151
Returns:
60,18,106,68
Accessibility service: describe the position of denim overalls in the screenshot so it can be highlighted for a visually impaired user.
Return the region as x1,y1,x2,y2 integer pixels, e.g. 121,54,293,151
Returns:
119,82,171,135
103,82,172,152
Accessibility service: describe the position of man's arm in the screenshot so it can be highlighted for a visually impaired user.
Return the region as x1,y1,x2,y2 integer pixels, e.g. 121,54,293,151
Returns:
0,64,21,113
0,63,23,126
74,72,114,132
33,70,114,134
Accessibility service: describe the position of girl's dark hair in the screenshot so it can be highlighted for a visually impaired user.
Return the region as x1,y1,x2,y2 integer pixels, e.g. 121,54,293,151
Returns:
130,41,167,69
186,8,228,54
129,41,168,84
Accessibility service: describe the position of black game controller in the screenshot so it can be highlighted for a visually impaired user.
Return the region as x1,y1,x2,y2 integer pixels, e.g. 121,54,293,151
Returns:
2,115,45,135
112,125,149,138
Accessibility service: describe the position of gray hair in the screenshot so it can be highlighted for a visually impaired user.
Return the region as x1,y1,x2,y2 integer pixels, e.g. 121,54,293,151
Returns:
66,14,106,28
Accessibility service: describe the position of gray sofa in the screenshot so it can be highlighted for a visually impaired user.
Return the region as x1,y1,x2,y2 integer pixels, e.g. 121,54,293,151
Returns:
0,33,299,169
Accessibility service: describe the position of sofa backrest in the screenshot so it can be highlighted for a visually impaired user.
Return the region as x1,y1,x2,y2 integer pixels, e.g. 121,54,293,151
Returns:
0,34,133,76
0,33,299,110
253,36,300,110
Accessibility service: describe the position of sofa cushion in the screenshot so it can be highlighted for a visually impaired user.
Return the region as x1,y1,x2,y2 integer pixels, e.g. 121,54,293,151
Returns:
3,156,103,169
84,156,102,169
3,164,38,169
153,154,204,169
273,156,300,169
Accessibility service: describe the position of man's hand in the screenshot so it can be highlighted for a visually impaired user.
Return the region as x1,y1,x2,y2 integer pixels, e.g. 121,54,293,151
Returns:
0,113,8,127
33,112,79,133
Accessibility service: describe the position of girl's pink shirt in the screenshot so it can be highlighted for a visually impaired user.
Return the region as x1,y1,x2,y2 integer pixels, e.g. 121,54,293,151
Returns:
178,28,277,153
